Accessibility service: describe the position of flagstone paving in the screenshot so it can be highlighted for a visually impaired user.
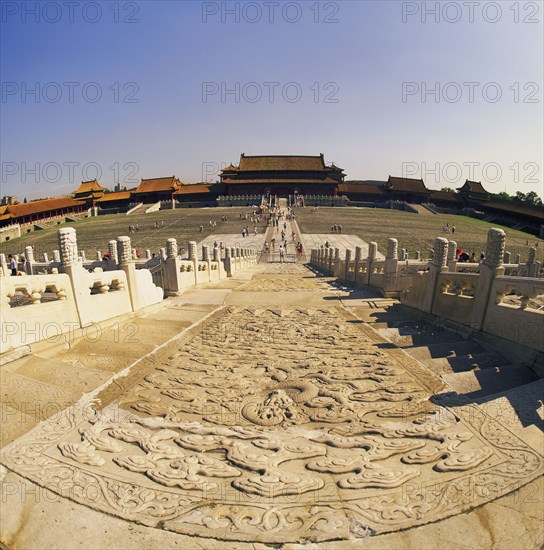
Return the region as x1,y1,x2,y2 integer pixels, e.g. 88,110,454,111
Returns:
0,262,542,549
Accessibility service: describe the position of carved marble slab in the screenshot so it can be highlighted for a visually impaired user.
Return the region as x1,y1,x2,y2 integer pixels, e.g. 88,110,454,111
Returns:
237,277,328,292
1,306,542,543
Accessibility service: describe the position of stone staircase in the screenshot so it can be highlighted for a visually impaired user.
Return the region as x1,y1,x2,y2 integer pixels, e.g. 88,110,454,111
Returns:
0,311,197,448
410,203,436,215
368,306,543,449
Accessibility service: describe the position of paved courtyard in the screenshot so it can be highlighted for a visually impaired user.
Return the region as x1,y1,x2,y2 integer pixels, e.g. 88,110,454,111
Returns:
0,261,542,549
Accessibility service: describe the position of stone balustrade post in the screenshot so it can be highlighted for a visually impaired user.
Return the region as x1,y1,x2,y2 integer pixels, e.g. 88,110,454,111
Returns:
386,238,398,261
415,250,421,261
526,247,538,277
332,247,339,275
146,249,152,259
163,238,182,296
224,246,234,277
344,248,352,281
367,242,377,285
416,237,449,313
166,238,177,259
43,252,49,263
447,240,457,271
0,253,7,277
384,238,399,293
116,235,139,311
354,246,362,283
447,241,457,261
24,245,35,275
58,227,78,269
203,244,213,281
471,228,506,330
117,237,132,265
57,228,90,326
107,240,118,270
188,241,198,261
503,251,511,264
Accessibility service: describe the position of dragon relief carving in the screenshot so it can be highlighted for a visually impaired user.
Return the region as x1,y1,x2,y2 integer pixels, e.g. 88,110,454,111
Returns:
1,305,542,543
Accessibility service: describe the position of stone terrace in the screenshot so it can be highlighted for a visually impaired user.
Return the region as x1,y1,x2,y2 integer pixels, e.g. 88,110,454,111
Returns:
1,254,542,549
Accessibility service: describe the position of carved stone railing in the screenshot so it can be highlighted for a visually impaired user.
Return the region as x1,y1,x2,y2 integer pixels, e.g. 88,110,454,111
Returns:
0,273,79,351
492,276,543,311
483,276,544,351
438,272,478,298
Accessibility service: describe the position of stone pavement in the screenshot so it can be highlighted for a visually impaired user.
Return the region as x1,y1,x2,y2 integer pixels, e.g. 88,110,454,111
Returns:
301,234,385,259
198,232,266,256
0,261,542,549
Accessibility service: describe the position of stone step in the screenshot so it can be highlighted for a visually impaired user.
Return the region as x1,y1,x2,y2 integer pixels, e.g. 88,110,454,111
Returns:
10,355,112,396
0,353,114,447
53,348,139,374
374,323,465,348
442,364,539,399
434,379,544,445
406,340,485,361
420,351,510,375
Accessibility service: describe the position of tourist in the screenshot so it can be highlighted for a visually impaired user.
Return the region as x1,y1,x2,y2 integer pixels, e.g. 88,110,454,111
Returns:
451,225,455,234
135,224,139,231
479,253,485,263
325,241,330,249
279,244,285,262
254,226,258,235
470,252,477,263
271,238,276,250
338,224,342,234
8,254,17,276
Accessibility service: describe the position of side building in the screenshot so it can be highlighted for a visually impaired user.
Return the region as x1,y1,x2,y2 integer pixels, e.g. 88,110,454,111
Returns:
131,176,184,204
0,197,86,233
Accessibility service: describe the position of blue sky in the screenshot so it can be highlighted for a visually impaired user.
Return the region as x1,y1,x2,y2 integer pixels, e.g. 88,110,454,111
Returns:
1,0,543,199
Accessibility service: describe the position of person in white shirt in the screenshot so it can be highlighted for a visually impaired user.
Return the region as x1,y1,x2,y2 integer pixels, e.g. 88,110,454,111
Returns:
8,254,17,276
